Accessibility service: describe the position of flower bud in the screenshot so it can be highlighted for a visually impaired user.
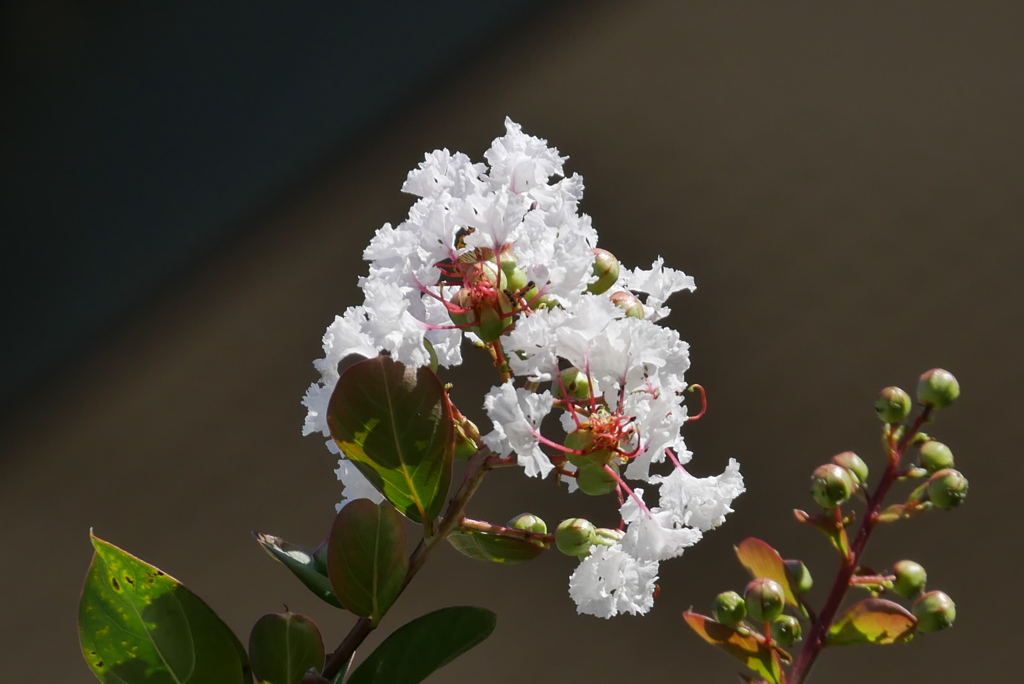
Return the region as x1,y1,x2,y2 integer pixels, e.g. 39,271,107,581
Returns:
609,291,644,319
771,615,802,646
744,578,785,622
831,451,869,486
563,428,614,469
784,559,813,594
919,440,954,473
711,591,747,626
448,288,474,327
553,367,591,402
453,419,480,460
555,518,596,556
593,527,625,547
874,386,912,424
507,512,547,535
474,303,508,342
587,249,620,295
917,369,960,409
913,591,956,633
892,560,928,599
810,463,854,508
927,468,968,509
576,461,619,496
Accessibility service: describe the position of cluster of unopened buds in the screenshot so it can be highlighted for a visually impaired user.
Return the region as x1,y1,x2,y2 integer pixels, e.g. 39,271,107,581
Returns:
302,118,744,617
685,369,966,684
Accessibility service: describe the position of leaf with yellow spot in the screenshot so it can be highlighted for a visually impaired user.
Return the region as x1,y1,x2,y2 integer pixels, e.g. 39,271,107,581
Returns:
78,532,251,683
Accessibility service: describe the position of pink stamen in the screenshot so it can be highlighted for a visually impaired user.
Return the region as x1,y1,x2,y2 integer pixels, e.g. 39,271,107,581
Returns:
531,429,584,455
603,463,650,516
666,447,689,473
554,372,585,429
686,384,707,421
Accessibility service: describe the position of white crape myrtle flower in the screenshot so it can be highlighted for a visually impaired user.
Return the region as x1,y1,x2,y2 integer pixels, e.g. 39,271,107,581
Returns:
568,543,659,619
482,383,556,478
301,117,743,619
651,458,746,532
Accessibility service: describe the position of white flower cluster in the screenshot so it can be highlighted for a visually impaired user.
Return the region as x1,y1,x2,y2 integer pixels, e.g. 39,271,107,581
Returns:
302,118,744,617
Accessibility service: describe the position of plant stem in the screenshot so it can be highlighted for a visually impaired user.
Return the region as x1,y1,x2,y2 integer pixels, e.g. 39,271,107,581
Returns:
320,449,499,681
788,407,931,684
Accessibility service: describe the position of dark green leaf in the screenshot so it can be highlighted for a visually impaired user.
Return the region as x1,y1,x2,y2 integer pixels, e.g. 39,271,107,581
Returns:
79,532,251,684
683,611,782,684
448,529,548,564
346,607,496,684
326,499,408,624
734,538,799,608
249,612,325,684
327,356,455,525
827,598,916,646
254,533,343,609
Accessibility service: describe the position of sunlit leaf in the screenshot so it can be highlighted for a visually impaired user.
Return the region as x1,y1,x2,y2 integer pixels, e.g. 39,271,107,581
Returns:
79,533,251,683
327,356,455,525
683,611,782,684
827,598,916,646
734,538,799,608
249,612,325,684
326,499,408,624
448,528,548,564
346,607,496,684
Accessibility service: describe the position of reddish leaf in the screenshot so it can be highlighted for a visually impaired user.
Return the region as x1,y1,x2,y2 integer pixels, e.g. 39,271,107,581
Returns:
683,611,781,684
827,598,916,646
734,538,799,608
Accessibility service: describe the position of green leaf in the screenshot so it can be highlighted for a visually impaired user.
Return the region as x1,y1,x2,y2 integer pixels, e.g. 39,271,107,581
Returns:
346,607,496,684
734,538,799,608
249,612,325,684
79,532,251,684
447,529,548,564
327,355,455,525
827,598,916,646
683,611,783,684
254,533,343,609
326,499,408,624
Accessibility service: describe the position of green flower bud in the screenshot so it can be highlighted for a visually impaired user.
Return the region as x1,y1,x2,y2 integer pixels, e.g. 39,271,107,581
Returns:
892,560,928,599
593,527,625,547
507,512,547,536
474,303,508,342
448,288,474,327
917,369,960,409
919,441,955,473
563,428,614,469
531,294,559,310
609,291,644,319
927,468,968,509
831,451,869,486
810,463,854,508
587,249,620,295
744,578,785,622
555,518,596,556
453,420,480,460
577,461,619,496
771,615,802,646
712,591,747,626
874,386,912,424
784,559,813,594
505,267,529,294
913,591,956,633
553,367,592,402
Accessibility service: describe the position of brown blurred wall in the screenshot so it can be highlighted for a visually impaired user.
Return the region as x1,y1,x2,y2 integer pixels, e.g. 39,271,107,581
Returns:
2,1,1022,682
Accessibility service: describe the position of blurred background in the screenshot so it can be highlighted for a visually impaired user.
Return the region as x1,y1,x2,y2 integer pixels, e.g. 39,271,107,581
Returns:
2,0,1022,681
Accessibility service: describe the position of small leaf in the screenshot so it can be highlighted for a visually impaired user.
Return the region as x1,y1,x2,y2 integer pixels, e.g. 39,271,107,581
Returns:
249,612,326,684
79,533,251,684
346,606,496,684
734,538,799,608
327,356,455,525
827,598,916,646
793,509,851,557
326,499,408,624
683,611,782,684
255,533,343,609
448,529,548,564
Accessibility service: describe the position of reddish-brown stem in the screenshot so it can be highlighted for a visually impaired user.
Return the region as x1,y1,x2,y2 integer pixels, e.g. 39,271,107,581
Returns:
787,406,932,684
460,517,555,545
